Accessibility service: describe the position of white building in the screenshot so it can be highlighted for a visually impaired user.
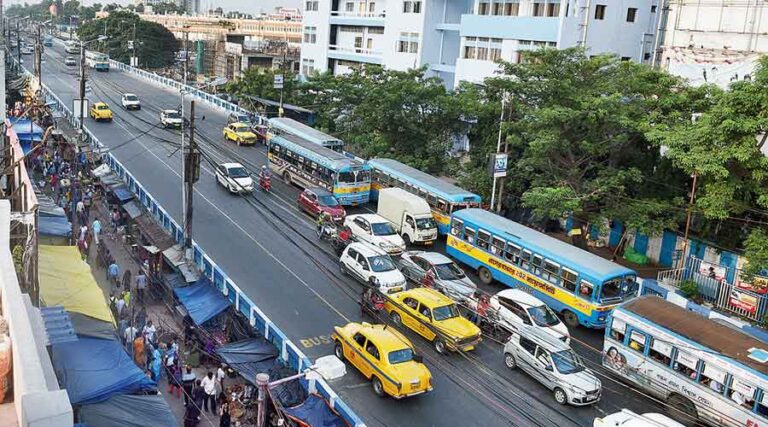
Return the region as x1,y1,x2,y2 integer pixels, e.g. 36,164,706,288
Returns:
657,0,768,88
301,0,660,88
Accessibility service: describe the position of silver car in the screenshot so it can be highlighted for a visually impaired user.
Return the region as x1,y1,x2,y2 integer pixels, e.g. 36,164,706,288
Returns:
398,251,477,303
503,326,601,406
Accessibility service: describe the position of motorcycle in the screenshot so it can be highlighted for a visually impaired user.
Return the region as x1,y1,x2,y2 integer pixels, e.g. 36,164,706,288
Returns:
259,174,271,193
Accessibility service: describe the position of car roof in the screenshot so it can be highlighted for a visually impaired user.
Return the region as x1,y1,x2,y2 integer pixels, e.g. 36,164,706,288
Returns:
220,162,244,169
348,213,387,224
514,324,571,352
348,242,388,257
494,288,545,307
162,109,179,113
123,93,136,96
411,251,452,265
399,288,453,307
94,102,108,106
306,187,333,197
352,323,413,350
231,122,250,127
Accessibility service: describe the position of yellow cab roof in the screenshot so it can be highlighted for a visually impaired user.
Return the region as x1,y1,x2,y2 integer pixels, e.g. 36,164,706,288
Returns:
232,122,251,129
94,102,108,107
353,323,413,350
399,287,453,308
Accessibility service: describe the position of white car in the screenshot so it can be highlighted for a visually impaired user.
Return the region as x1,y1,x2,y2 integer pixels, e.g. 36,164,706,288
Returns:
344,214,406,256
21,46,33,55
160,109,183,128
215,163,254,193
340,242,407,294
594,409,685,427
490,289,570,344
121,93,141,110
64,56,77,66
398,251,477,303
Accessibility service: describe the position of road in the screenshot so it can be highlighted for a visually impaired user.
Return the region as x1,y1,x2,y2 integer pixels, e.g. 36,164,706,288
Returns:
37,42,664,427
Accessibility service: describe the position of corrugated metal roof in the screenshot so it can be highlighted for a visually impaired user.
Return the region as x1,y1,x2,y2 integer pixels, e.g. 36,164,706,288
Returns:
40,306,78,345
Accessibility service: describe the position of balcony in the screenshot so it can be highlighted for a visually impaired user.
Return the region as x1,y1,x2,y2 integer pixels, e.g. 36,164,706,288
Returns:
459,14,559,42
328,45,383,64
329,11,386,27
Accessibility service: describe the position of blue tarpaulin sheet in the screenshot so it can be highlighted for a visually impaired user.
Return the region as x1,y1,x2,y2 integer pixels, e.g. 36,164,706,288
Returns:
79,394,176,427
111,185,135,203
215,338,279,385
52,336,156,405
173,276,230,325
284,394,349,427
39,215,71,237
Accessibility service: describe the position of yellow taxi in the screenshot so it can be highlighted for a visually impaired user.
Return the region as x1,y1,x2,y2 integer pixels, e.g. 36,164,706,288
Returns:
223,123,257,146
384,288,481,354
332,322,433,399
89,102,113,122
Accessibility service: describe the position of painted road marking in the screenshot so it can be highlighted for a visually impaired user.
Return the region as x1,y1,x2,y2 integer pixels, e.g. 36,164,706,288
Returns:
300,334,333,348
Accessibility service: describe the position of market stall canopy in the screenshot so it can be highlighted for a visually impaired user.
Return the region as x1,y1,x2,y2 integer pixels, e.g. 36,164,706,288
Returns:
39,215,71,237
39,245,115,324
173,276,230,325
122,200,143,219
52,336,156,405
134,215,176,251
91,163,111,178
69,312,118,341
99,173,121,187
284,394,350,427
162,245,198,282
215,338,279,385
110,185,135,203
79,394,176,427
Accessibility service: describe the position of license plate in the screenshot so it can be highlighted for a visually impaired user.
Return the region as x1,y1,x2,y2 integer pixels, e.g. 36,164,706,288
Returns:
389,287,403,293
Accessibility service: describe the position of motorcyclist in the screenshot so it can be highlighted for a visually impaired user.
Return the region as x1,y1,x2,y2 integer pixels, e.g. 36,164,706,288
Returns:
258,165,271,181
317,211,332,238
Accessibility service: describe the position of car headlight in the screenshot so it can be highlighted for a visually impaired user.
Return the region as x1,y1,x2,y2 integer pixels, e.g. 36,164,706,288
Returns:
372,277,380,285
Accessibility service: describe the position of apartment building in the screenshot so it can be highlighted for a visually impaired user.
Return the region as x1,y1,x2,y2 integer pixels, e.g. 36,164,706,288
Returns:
301,0,660,88
657,0,768,88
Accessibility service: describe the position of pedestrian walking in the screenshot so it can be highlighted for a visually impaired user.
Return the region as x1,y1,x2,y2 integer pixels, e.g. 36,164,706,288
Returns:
124,324,138,345
76,199,85,225
200,371,217,413
217,365,227,397
92,218,101,245
133,335,146,369
115,294,126,318
142,320,157,344
182,366,196,407
183,380,204,427
111,208,120,232
107,261,120,291
135,271,147,304
168,359,182,398
219,403,231,427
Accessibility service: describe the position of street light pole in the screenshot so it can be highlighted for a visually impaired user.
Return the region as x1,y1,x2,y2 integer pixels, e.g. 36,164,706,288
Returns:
490,94,506,211
78,42,86,132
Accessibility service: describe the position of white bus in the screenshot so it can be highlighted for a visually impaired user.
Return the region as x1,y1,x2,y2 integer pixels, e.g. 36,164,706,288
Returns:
85,50,109,71
603,295,768,426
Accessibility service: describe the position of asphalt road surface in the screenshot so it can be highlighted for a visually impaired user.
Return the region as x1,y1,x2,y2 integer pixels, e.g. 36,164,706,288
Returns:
34,41,666,427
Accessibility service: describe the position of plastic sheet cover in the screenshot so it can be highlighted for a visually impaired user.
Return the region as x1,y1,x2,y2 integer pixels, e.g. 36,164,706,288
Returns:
284,394,349,427
52,336,156,405
79,394,176,427
215,338,279,385
173,276,230,325
39,215,71,237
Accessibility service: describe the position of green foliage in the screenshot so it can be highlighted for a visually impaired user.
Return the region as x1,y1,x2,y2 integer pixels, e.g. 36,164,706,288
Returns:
152,2,186,15
678,279,701,300
226,68,301,107
744,228,768,277
77,11,178,68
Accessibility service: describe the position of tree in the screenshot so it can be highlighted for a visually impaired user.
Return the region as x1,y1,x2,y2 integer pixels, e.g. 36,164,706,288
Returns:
481,48,687,234
225,68,301,106
152,2,186,15
77,10,178,68
744,228,768,277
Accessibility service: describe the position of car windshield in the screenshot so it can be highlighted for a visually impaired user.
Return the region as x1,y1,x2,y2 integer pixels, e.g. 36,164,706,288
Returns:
527,305,560,327
369,255,396,272
227,167,249,178
433,304,459,321
125,95,138,101
97,105,108,110
337,169,371,184
551,350,585,374
234,124,250,131
237,115,251,123
416,217,437,230
434,262,465,280
371,222,396,236
166,111,181,119
388,348,414,364
318,195,339,207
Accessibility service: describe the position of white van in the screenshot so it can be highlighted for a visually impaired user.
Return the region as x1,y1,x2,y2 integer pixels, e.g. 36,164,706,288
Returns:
594,409,685,427
503,325,601,406
376,188,438,245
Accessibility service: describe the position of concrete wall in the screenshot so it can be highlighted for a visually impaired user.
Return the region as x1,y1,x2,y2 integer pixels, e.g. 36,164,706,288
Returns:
301,0,332,73
0,201,73,427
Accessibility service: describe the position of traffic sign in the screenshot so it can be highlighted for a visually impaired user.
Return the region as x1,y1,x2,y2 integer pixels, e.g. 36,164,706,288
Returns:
274,74,284,89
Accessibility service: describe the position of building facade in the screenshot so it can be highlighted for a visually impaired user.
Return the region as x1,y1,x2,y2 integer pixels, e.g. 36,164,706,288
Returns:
301,0,660,88
657,0,768,88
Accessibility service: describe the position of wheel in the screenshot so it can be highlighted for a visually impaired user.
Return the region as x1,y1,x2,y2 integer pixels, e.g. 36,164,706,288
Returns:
283,172,292,185
339,262,347,275
562,310,579,328
477,266,493,285
403,234,411,247
390,311,402,326
666,394,698,426
371,376,385,397
229,184,236,194
553,387,568,405
237,138,242,147
334,342,344,360
504,353,517,369
434,338,446,354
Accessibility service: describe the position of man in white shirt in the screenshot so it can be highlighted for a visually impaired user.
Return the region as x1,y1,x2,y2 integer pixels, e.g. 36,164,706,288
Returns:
200,371,217,413
217,365,227,395
143,320,156,344
115,295,126,318
124,325,138,344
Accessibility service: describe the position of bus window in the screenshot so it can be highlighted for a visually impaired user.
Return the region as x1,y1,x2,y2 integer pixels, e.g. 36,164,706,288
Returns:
450,219,463,237
504,243,521,264
729,378,757,410
477,230,491,250
464,227,475,244
532,255,543,275
437,199,448,213
699,362,726,395
542,260,559,284
490,236,505,256
426,194,437,207
520,250,532,270
628,330,647,354
418,188,427,199
608,317,625,343
758,392,768,416
599,277,635,303
357,169,371,183
578,280,593,297
337,171,355,184
372,170,380,182
648,338,672,367
561,269,577,293
673,351,698,380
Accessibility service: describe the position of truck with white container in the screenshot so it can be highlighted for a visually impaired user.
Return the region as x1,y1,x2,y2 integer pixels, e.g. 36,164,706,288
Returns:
376,187,438,246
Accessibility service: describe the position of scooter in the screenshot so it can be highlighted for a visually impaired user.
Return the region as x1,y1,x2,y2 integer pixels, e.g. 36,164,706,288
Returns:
259,174,271,193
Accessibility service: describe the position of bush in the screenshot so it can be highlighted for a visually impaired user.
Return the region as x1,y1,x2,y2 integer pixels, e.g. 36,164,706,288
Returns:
678,279,700,300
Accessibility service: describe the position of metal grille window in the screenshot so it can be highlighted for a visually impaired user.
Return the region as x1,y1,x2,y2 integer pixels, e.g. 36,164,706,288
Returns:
463,37,495,61
369,27,384,34
490,38,502,61
478,1,490,14
626,7,637,22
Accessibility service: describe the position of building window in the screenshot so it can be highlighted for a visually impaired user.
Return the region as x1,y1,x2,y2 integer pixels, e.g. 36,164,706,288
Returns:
345,2,354,12
305,0,318,11
369,27,384,34
651,5,657,13
303,26,317,43
478,1,490,15
644,52,651,60
477,38,489,60
403,0,422,13
532,2,545,16
504,1,519,16
594,4,606,20
620,56,631,61
463,37,477,59
301,58,315,75
340,26,364,33
397,32,419,53
490,38,502,61
367,38,373,49
626,7,637,22
369,2,376,12
463,37,500,62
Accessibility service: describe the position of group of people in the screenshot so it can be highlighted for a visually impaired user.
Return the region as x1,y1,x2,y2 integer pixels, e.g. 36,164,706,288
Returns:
182,367,232,427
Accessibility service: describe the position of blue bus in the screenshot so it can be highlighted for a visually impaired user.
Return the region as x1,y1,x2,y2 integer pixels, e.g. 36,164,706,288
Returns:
268,133,370,205
446,208,638,328
268,117,344,152
368,158,481,235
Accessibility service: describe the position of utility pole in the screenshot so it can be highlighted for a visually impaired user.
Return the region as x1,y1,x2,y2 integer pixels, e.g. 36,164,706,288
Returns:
78,42,86,132
180,30,189,260
489,94,507,212
15,20,20,68
132,22,137,67
34,24,41,83
679,172,698,269
256,373,269,427
183,100,199,255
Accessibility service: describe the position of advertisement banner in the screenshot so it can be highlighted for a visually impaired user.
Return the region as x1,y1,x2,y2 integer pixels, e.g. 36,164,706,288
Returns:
736,275,768,295
729,288,758,314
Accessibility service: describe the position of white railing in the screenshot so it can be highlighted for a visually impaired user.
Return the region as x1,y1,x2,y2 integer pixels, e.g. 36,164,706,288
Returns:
330,10,386,18
328,45,382,56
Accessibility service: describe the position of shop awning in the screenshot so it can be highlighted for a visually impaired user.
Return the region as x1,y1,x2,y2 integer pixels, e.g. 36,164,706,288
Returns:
100,174,121,187
122,200,143,219
284,394,349,427
79,394,176,427
173,276,230,325
134,215,175,251
69,312,118,341
111,185,134,203
39,245,115,324
39,215,71,237
52,336,156,405
215,338,279,385
92,163,111,178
